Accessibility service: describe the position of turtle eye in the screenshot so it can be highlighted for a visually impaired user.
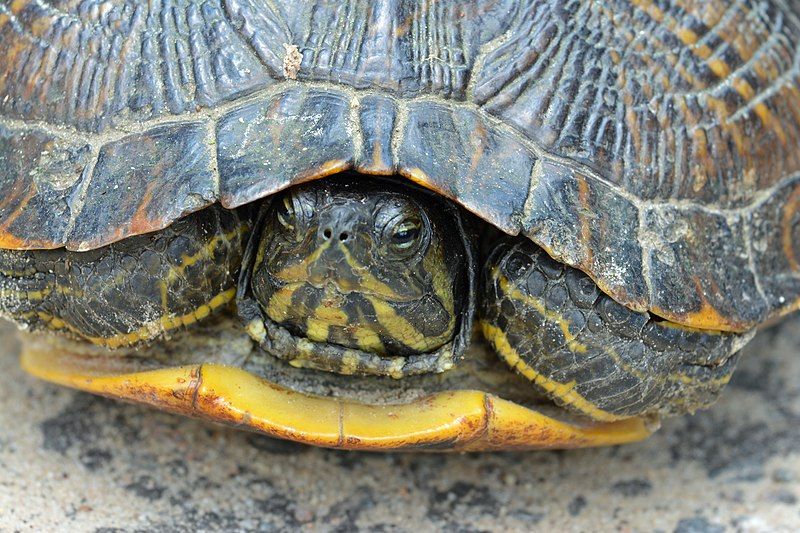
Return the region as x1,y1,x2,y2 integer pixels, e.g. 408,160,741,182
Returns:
391,219,421,248
386,216,423,255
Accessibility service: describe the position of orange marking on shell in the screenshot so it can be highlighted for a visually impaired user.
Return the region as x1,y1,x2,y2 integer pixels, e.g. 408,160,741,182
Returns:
127,181,157,235
0,181,38,236
9,0,28,15
733,78,756,100
624,107,641,159
730,78,786,143
753,102,787,146
707,59,731,79
466,123,487,185
693,44,714,61
371,139,386,170
356,140,394,176
630,0,664,23
675,26,698,45
656,276,744,332
296,159,352,182
672,61,700,91
678,300,741,332
0,232,34,249
704,96,746,157
401,167,452,201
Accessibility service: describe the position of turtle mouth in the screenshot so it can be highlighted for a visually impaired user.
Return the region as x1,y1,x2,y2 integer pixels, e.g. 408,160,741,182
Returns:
18,314,655,451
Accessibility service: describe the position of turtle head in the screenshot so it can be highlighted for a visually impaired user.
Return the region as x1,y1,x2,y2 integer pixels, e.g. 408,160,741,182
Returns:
260,180,433,303
245,178,474,373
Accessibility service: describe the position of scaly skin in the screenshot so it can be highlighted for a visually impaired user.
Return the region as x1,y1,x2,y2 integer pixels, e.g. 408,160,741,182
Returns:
481,239,753,418
0,207,247,347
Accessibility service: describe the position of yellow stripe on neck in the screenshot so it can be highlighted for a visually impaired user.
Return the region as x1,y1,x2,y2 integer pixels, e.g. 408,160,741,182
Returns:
480,320,622,422
494,268,587,353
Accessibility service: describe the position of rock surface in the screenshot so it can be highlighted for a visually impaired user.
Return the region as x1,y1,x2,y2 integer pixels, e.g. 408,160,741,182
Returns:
1,317,798,531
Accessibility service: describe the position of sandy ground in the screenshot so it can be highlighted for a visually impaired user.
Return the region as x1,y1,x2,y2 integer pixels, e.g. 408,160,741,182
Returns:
0,316,798,532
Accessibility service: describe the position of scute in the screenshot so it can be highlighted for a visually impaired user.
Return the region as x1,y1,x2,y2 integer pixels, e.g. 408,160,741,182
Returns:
0,125,92,249
216,87,355,208
1,0,799,331
70,122,217,251
521,161,648,312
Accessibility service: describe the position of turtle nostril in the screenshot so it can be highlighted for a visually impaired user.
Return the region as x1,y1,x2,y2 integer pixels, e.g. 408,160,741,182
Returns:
323,228,332,240
338,231,349,242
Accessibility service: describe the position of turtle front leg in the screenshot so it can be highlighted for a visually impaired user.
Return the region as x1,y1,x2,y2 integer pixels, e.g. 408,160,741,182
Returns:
480,238,753,420
0,207,247,348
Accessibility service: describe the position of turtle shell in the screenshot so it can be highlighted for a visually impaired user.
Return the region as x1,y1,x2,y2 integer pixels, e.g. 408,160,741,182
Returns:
1,0,799,333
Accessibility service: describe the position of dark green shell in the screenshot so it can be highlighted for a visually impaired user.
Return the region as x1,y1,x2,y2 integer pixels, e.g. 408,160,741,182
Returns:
1,0,799,332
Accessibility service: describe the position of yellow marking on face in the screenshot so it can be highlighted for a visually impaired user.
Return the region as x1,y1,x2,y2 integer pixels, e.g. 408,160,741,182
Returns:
335,243,407,301
423,241,457,324
494,268,587,353
265,283,303,324
306,294,341,342
305,317,330,343
352,326,385,354
271,240,332,282
364,295,452,353
246,318,267,342
313,304,349,325
269,221,432,302
259,212,458,361
32,288,236,348
481,321,622,422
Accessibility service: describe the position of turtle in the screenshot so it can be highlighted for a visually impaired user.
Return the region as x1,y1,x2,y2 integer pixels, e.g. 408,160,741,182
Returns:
0,0,798,452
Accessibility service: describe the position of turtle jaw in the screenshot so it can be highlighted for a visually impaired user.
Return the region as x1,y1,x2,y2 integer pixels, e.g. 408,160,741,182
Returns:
19,339,654,451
